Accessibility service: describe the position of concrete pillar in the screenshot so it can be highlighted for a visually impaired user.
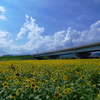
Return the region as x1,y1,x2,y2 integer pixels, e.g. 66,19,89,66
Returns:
48,55,59,59
75,52,91,59
34,57,43,60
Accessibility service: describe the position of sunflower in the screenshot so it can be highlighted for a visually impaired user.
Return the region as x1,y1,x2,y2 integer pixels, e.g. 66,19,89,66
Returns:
10,76,13,80
67,88,73,93
31,79,35,82
16,88,22,93
10,92,18,98
63,91,67,95
3,82,8,86
80,76,85,80
53,79,58,82
57,87,61,92
33,72,37,75
22,83,26,87
4,86,8,90
86,81,91,85
31,82,36,88
16,73,20,76
54,92,60,98
38,81,42,85
76,72,81,74
26,79,31,83
63,75,68,80
14,76,18,79
25,85,29,89
45,80,48,84
34,86,39,92
63,89,67,93
59,70,63,73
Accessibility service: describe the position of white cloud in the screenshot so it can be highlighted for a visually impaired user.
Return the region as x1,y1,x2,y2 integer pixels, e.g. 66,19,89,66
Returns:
0,30,13,56
89,20,100,41
0,15,100,56
0,6,6,20
12,16,100,55
90,20,100,28
0,30,9,38
16,15,44,40
0,30,12,44
16,27,27,40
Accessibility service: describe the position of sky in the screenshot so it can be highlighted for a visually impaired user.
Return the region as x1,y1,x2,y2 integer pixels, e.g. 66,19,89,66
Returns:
0,0,100,56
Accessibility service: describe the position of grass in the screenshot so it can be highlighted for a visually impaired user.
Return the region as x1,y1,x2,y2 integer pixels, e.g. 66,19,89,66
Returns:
0,55,34,61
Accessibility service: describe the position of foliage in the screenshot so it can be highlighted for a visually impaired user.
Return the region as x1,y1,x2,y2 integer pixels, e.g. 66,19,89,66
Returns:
0,55,34,61
0,59,100,100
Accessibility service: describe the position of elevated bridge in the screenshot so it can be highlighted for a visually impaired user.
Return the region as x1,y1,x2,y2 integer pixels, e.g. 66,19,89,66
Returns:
33,42,100,59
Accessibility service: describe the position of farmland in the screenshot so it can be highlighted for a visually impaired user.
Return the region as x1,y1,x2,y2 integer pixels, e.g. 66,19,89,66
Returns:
0,59,100,100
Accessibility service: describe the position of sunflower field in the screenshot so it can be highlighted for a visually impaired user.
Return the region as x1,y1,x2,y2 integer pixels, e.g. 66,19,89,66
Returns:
0,59,100,100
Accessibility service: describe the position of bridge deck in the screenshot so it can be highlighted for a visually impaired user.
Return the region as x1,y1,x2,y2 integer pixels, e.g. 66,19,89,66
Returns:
34,42,100,57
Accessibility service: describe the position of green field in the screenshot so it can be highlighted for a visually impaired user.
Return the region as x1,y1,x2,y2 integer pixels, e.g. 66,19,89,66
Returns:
0,55,34,61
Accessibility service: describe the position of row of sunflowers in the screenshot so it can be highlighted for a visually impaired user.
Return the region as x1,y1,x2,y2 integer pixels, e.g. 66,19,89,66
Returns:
0,59,100,100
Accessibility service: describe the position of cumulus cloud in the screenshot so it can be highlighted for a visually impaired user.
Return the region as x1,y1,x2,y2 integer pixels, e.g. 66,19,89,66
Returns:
14,15,100,55
0,15,100,56
16,27,27,40
0,6,6,20
0,30,12,45
0,30,13,56
16,15,44,40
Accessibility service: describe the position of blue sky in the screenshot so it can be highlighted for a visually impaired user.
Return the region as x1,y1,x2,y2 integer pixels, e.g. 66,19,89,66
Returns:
0,0,100,56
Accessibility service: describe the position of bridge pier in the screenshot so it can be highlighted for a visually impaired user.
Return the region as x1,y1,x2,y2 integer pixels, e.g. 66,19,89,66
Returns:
34,55,59,59
48,55,59,59
34,57,43,60
75,52,91,59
